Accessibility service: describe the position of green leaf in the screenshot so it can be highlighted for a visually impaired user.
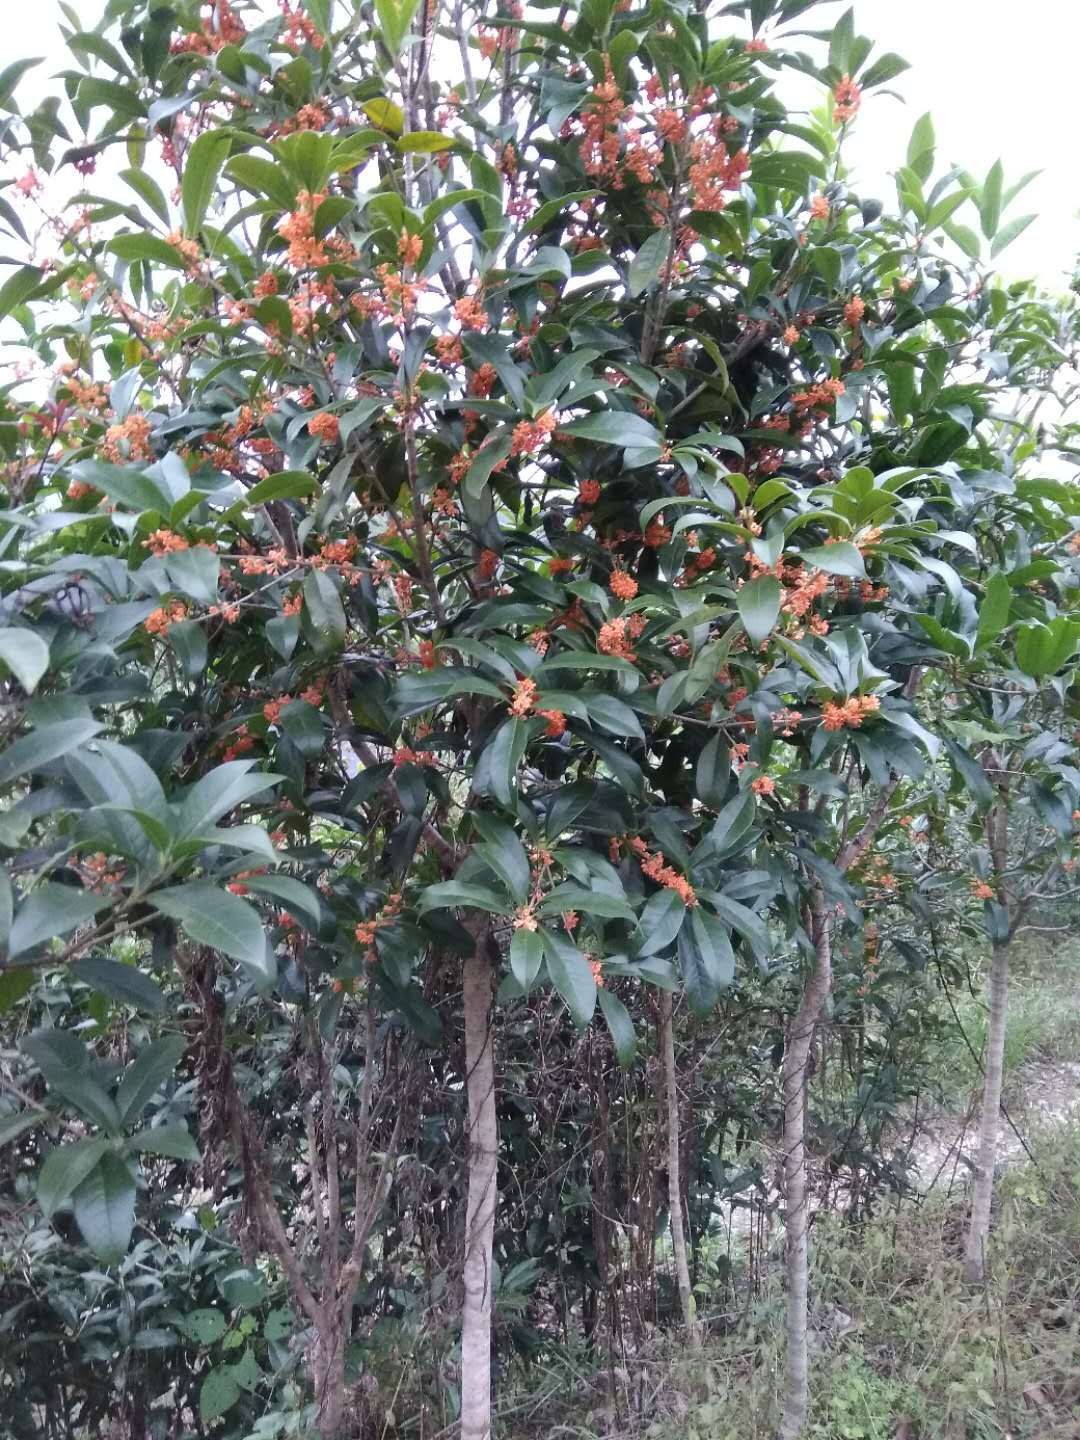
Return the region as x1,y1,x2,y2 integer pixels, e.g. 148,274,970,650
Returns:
302,569,347,651
990,213,1036,258
540,928,596,1029
184,1308,228,1344
975,572,1011,653
0,719,102,786
182,130,233,236
980,159,1003,239
176,761,281,838
906,112,935,182
151,884,272,983
397,130,455,153
128,1122,199,1161
0,630,48,693
486,716,525,807
538,885,636,923
559,412,662,449
73,957,165,1013
943,739,993,811
416,881,509,915
374,0,421,57
583,693,644,740
119,167,170,225
72,1153,136,1263
363,97,405,134
677,908,734,1015
200,1366,241,1424
247,470,317,503
0,1110,44,1147
598,988,636,1065
736,576,782,646
38,1138,110,1218
627,229,669,297
163,546,219,606
473,815,530,903
9,884,105,959
116,1035,186,1123
509,928,543,991
0,265,45,322
798,542,866,579
393,669,504,714
636,890,686,957
108,233,188,269
224,154,298,211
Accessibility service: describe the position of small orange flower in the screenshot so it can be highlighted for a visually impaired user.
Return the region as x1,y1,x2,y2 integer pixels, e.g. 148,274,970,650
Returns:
509,677,537,717
751,774,775,796
309,411,340,444
609,568,638,600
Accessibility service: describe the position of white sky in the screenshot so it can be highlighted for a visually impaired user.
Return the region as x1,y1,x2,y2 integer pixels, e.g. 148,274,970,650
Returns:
4,0,1079,287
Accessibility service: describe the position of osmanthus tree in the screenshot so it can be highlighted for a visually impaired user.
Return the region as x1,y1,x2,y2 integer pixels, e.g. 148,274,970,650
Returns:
0,0,1069,1435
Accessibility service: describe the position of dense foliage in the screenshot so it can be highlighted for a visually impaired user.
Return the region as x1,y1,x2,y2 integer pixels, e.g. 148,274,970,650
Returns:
0,0,1078,1436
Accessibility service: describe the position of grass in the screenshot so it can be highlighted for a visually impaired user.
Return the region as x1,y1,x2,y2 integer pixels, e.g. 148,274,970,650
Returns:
927,934,1080,1107
498,1119,1080,1439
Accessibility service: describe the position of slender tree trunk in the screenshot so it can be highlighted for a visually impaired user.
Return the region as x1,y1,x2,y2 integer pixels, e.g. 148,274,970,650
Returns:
964,788,1011,1285
963,937,1010,1283
659,991,698,1341
461,931,498,1440
312,1317,346,1439
779,893,831,1440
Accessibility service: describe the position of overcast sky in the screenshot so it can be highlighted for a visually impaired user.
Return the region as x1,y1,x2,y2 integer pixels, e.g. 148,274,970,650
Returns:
5,0,1079,286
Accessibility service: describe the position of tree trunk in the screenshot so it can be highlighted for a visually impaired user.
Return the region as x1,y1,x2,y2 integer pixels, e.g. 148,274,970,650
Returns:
963,937,1010,1284
461,932,498,1440
659,991,698,1341
779,894,831,1440
312,1316,346,1439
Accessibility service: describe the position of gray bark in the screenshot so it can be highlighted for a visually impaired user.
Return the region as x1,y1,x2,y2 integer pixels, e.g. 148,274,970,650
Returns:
461,933,498,1440
659,990,698,1340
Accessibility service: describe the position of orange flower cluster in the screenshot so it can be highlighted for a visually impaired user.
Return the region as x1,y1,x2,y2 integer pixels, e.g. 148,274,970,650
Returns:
280,2,325,50
609,569,638,600
102,414,153,463
277,190,329,268
971,880,995,901
597,615,644,661
792,377,845,414
453,293,488,331
171,0,246,54
510,409,556,457
821,694,881,731
548,557,574,576
165,230,201,271
66,480,96,501
588,955,604,988
630,837,698,907
64,374,110,410
750,774,775,796
397,227,423,267
643,518,672,549
354,891,404,954
392,745,435,768
238,545,290,577
833,75,861,124
579,478,601,505
509,677,538,716
844,295,865,329
144,601,188,636
143,528,189,557
308,411,340,444
810,193,830,220
538,708,566,737
394,574,414,614
579,60,628,182
688,135,750,213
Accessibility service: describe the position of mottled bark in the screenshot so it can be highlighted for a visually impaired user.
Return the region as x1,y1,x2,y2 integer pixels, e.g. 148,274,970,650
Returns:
659,991,698,1341
779,893,830,1440
461,931,498,1440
